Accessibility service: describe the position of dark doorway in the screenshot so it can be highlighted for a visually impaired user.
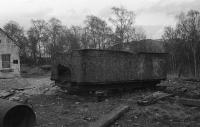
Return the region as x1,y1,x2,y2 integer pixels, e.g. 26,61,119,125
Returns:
57,64,71,83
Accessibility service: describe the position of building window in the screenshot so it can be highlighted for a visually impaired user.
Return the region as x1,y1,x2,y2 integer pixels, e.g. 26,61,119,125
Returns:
13,60,18,64
2,54,11,68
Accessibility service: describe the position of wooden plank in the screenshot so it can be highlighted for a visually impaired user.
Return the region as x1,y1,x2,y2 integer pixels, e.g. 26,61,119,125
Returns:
89,105,129,127
177,98,200,107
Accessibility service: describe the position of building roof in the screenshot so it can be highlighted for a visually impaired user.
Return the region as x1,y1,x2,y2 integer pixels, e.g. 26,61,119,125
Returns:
108,39,166,53
0,28,19,47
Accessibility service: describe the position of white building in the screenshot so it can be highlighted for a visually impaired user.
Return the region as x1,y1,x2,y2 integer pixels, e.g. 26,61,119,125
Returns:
0,28,20,78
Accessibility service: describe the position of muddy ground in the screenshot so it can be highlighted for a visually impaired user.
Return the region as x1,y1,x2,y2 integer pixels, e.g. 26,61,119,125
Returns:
1,76,200,127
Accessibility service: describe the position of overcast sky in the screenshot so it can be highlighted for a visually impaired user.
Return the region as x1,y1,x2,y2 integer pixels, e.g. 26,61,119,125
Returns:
0,0,200,39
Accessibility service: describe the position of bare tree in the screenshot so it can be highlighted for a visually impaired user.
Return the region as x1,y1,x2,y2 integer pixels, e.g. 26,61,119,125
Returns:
162,26,179,74
69,26,82,50
84,15,112,49
27,27,38,64
133,27,146,41
46,18,64,57
31,19,49,59
162,10,200,77
177,10,200,77
109,6,136,43
46,18,80,56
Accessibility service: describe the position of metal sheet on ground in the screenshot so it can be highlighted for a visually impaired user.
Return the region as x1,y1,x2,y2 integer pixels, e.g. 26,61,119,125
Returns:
89,105,129,127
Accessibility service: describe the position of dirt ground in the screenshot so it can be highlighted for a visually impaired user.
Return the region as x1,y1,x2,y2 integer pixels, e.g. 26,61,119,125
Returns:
1,76,200,127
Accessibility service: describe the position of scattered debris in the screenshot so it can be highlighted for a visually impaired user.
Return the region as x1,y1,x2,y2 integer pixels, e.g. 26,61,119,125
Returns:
95,90,107,102
75,102,80,105
137,91,173,106
0,90,15,99
83,116,96,121
89,105,129,127
13,88,25,91
9,96,20,101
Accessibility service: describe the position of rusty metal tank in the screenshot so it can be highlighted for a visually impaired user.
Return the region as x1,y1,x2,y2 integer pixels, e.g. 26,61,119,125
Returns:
51,49,168,91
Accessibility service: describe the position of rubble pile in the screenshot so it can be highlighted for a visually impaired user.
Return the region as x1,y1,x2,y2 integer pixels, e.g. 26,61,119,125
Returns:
0,77,59,103
158,79,200,98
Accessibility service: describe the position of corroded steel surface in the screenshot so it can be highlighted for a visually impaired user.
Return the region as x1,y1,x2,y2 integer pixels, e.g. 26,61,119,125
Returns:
51,49,168,89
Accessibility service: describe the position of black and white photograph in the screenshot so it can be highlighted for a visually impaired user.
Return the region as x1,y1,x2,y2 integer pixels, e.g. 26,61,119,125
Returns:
0,0,200,127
